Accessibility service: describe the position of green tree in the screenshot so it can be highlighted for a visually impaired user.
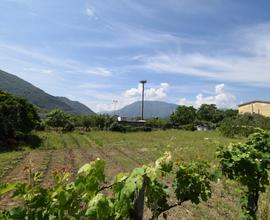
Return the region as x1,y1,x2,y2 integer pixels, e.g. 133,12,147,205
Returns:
0,90,39,134
170,105,196,127
0,91,40,148
197,104,224,123
45,109,72,130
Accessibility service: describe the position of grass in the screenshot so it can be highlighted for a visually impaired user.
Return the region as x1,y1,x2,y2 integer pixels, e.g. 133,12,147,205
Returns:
0,129,268,219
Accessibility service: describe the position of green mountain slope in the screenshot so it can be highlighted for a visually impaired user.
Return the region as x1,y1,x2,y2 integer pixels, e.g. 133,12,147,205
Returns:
0,69,95,115
107,101,178,118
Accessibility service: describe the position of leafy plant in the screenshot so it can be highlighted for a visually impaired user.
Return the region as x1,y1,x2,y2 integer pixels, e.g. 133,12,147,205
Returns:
0,90,40,149
0,152,212,220
217,129,270,219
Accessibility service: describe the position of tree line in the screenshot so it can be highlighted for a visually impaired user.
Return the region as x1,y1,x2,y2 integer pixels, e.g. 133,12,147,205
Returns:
2,90,270,150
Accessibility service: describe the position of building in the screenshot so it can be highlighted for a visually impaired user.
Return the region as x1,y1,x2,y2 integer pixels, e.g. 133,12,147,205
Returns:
238,101,270,117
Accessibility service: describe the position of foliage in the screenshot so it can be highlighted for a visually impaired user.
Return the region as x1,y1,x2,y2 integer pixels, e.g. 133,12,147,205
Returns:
219,113,270,137
197,104,224,124
0,152,212,220
170,105,197,127
0,90,40,148
217,129,270,218
0,90,39,134
44,109,72,130
78,114,115,131
109,122,152,133
145,118,169,129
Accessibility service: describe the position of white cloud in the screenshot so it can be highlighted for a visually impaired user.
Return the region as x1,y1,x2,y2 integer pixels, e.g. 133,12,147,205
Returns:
86,7,94,17
179,84,236,109
125,82,169,101
138,23,270,86
85,67,111,76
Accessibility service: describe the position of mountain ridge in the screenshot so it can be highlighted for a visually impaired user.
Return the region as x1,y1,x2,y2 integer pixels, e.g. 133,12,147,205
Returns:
0,69,95,115
104,100,178,118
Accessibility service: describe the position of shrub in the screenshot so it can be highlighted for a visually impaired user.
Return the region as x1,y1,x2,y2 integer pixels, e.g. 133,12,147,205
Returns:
170,105,197,127
45,109,71,130
217,129,270,218
0,91,40,149
109,122,127,132
219,113,270,137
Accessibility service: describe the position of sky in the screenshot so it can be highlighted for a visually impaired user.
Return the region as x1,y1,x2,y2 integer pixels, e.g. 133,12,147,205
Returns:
1,0,270,112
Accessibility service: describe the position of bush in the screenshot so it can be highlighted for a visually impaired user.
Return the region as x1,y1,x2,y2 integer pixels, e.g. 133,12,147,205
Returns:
220,113,270,137
45,109,71,130
145,118,168,128
217,129,270,218
170,106,196,127
62,121,75,132
0,91,40,149
109,122,127,132
109,122,152,133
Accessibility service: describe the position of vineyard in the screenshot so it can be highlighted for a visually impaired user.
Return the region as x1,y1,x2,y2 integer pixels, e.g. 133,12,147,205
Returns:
0,130,269,219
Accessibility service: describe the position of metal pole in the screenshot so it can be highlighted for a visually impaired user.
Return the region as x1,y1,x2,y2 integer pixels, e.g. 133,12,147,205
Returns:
140,80,147,120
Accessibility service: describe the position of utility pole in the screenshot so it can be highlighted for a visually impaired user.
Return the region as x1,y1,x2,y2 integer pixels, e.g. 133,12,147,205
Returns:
139,80,147,120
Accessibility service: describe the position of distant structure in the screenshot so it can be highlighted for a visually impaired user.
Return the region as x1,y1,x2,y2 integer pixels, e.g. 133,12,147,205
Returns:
238,100,270,117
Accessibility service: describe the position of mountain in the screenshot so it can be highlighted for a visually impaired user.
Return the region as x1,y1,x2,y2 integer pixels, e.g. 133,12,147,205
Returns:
0,69,95,115
107,101,178,118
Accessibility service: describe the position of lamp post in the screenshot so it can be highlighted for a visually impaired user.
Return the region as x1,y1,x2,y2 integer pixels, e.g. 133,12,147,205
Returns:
139,80,147,120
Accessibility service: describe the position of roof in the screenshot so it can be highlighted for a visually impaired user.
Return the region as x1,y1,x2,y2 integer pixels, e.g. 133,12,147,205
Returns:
238,100,270,107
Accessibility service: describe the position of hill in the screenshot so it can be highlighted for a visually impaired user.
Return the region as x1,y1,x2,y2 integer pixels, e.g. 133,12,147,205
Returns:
107,100,178,118
0,69,95,115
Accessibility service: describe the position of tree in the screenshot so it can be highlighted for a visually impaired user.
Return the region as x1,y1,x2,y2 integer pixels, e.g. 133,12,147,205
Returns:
197,104,224,123
0,91,40,148
170,105,196,127
0,90,39,134
45,109,72,130
217,129,270,219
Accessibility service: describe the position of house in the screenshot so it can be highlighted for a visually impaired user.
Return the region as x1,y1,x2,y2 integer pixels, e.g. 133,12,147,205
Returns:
238,101,270,117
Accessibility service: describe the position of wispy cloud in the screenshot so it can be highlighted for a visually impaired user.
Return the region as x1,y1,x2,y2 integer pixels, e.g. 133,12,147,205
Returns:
86,67,111,76
85,7,94,17
137,23,270,86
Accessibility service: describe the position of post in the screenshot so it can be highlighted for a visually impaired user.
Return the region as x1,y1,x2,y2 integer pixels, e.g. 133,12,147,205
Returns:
131,177,146,220
140,80,147,120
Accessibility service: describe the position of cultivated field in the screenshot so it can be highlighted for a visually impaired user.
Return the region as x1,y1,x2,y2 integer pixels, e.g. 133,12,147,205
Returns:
0,130,269,219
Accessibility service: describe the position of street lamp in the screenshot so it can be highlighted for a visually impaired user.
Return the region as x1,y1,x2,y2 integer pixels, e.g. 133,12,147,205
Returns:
139,80,147,120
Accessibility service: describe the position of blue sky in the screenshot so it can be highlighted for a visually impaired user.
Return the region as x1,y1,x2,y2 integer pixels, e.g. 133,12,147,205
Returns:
1,0,270,112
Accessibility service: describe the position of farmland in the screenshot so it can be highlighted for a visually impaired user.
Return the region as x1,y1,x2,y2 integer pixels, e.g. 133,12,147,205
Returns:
0,129,268,219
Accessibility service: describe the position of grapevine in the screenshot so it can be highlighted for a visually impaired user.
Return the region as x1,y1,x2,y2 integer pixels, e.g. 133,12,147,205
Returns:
0,152,212,220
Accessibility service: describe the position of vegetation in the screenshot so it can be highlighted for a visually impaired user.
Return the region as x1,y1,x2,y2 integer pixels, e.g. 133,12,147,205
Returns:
0,152,212,220
168,104,238,131
217,129,270,219
0,90,39,149
219,113,270,137
170,105,197,128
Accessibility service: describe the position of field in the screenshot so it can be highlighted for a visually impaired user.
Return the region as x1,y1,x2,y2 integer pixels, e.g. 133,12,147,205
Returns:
0,130,269,219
